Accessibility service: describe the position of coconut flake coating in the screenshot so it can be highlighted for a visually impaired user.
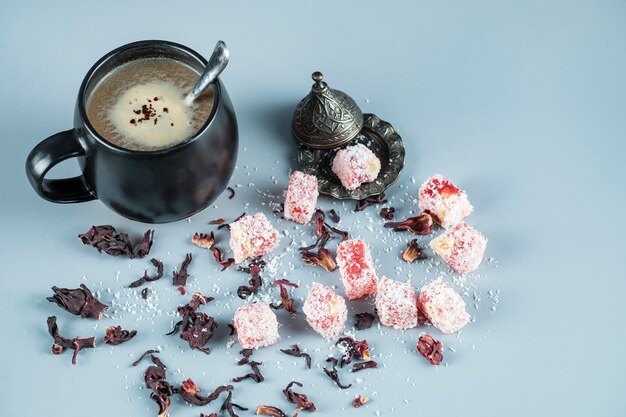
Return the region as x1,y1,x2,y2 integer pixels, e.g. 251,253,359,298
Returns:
417,278,470,334
229,213,280,263
233,303,279,349
336,239,378,300
284,171,319,224
418,174,473,228
302,282,347,340
429,222,487,274
375,276,418,329
331,143,381,191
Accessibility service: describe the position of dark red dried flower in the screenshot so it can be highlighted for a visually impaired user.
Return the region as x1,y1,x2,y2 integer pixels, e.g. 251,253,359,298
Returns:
141,288,149,299
131,349,160,367
47,316,95,365
352,361,377,372
173,253,193,286
283,381,317,416
379,207,395,220
384,212,433,235
323,357,352,389
192,232,215,249
328,209,340,223
280,344,311,369
402,239,428,262
218,212,247,231
129,258,164,288
47,284,108,319
227,186,235,199
256,405,288,417
233,348,264,383
351,396,369,408
143,354,176,417
212,247,235,270
354,312,376,330
301,248,338,272
314,209,326,237
417,334,443,365
336,337,370,365
78,225,153,258
220,390,248,417
167,293,216,354
104,325,137,345
274,279,298,313
237,262,264,299
179,378,233,406
355,193,387,212
324,222,349,241
209,218,225,225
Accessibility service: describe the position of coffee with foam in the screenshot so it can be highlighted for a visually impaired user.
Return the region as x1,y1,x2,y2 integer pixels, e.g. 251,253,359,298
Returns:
86,57,214,151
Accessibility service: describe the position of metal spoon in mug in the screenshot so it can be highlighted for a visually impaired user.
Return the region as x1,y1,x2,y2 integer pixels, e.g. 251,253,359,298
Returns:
185,40,229,105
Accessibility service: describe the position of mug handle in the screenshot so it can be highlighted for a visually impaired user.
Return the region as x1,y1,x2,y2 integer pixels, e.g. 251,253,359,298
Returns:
25,129,96,203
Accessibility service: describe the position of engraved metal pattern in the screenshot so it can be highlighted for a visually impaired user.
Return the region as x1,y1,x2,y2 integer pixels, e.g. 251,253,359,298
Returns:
298,113,405,200
292,72,363,149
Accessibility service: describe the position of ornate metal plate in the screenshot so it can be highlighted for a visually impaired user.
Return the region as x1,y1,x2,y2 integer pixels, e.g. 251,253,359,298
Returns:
298,113,405,200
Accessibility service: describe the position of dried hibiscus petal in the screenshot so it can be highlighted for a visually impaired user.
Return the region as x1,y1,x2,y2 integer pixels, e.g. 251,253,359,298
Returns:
283,381,317,416
173,253,193,286
354,193,387,212
47,284,108,319
47,316,95,365
354,312,376,330
352,396,369,408
143,354,176,417
129,258,164,288
233,348,265,383
237,262,263,299
256,405,288,417
384,212,433,235
402,239,427,262
209,218,225,225
324,222,349,241
352,361,377,372
179,378,233,406
78,225,153,258
227,186,236,199
379,207,395,220
280,344,311,369
180,313,217,354
328,209,340,223
131,349,160,367
104,325,137,345
212,247,235,270
220,390,249,417
323,357,352,389
274,279,298,313
301,248,337,272
417,334,443,365
192,232,215,249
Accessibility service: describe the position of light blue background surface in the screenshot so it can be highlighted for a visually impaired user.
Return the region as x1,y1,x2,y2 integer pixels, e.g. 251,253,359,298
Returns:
1,1,625,416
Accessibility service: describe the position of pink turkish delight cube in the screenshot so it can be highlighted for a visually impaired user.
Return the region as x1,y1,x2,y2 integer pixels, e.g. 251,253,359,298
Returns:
418,174,473,228
284,171,319,224
417,278,470,334
375,276,418,329
302,282,347,340
229,213,280,263
234,303,279,349
336,239,378,300
429,222,487,274
331,143,381,190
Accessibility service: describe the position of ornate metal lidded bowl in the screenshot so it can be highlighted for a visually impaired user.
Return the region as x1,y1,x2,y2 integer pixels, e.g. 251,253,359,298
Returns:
293,72,405,200
292,72,363,149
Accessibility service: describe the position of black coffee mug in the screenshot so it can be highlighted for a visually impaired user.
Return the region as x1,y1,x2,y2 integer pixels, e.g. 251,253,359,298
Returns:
25,40,238,223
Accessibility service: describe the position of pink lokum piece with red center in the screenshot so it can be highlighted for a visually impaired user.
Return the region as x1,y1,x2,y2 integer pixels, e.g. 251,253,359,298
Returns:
417,278,470,334
302,282,347,340
331,143,381,191
284,171,319,224
336,239,378,300
418,174,473,228
375,276,418,329
229,213,280,263
429,222,487,274
233,303,279,349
